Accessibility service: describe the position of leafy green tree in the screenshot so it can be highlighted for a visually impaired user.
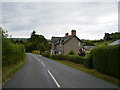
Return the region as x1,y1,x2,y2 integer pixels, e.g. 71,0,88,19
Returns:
26,30,51,53
104,32,120,41
111,32,120,40
24,42,32,52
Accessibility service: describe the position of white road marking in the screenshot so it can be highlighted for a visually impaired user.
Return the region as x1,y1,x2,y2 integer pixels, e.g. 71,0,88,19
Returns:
38,59,41,61
33,56,41,62
41,62,45,67
47,70,60,88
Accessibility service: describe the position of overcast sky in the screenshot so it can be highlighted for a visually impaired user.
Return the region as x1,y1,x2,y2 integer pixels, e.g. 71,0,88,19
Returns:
1,1,118,40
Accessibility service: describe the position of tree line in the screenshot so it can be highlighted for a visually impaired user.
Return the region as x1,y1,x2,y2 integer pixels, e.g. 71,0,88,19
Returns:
3,29,51,53
24,30,51,53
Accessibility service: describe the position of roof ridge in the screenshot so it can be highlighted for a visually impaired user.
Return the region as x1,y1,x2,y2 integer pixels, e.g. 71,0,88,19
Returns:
52,36,63,38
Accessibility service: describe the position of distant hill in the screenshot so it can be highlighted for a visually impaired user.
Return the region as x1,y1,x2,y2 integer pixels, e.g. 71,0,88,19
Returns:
10,38,28,41
10,38,51,42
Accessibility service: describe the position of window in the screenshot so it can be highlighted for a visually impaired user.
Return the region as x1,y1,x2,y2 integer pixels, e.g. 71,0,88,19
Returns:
60,40,62,46
78,42,81,46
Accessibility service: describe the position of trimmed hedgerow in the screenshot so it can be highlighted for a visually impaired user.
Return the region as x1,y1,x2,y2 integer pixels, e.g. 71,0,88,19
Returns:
83,51,94,69
42,52,50,58
2,40,25,66
91,44,120,79
49,54,89,65
44,44,120,79
50,54,65,60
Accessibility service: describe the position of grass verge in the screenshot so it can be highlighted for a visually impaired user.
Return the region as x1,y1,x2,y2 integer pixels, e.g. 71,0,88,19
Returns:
50,59,120,87
2,55,27,85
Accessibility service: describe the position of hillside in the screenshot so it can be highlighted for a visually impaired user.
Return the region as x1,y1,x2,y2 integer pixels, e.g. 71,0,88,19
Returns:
10,38,28,41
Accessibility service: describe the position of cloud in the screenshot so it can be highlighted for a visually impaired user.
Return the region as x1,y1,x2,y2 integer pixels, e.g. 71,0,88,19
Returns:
2,2,118,40
2,0,119,2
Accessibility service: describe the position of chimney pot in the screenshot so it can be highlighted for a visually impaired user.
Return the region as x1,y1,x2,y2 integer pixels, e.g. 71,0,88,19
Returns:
71,30,76,35
65,33,69,37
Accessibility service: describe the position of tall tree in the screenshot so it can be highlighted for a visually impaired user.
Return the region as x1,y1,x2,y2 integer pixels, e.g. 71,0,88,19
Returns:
26,30,50,53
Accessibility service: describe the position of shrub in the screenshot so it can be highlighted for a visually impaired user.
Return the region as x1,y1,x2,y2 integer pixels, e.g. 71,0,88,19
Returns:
50,54,64,60
49,52,94,69
32,50,40,54
2,41,25,66
2,29,26,66
68,50,76,55
66,55,81,64
50,54,86,64
42,52,50,58
91,44,120,78
83,51,94,69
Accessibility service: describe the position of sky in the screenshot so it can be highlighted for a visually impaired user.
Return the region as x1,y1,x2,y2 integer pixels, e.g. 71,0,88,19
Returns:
1,0,119,40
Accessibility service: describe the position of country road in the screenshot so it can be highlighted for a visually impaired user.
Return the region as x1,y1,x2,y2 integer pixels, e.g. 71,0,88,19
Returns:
3,53,118,88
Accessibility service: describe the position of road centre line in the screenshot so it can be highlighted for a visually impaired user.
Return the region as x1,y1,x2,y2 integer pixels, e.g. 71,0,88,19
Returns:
47,70,60,88
37,57,41,61
41,62,46,67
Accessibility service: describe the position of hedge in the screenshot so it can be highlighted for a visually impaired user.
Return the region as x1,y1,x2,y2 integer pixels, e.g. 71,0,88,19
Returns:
83,51,94,69
43,44,120,78
90,44,120,79
49,54,92,68
42,52,50,58
2,41,25,66
32,50,40,55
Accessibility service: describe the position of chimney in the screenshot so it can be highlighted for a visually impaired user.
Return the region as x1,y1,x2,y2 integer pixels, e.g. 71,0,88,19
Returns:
71,30,76,35
65,33,69,37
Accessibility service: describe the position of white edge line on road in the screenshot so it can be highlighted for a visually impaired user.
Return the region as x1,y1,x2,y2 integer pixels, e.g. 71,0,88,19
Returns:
41,62,46,67
47,70,60,88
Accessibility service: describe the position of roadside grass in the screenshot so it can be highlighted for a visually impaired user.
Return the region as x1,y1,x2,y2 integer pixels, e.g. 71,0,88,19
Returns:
50,59,120,87
2,55,27,85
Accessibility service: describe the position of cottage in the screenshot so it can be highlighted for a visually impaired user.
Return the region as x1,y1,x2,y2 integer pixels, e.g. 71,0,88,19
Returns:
51,30,83,54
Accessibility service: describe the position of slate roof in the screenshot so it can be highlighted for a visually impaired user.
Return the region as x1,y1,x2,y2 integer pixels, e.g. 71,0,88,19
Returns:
51,37,62,44
108,40,120,45
51,35,82,45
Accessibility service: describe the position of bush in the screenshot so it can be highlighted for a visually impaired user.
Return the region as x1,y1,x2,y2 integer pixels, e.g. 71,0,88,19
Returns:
68,50,76,55
83,51,94,69
91,44,120,78
50,54,87,64
32,50,40,54
49,51,94,68
24,43,32,52
49,53,93,68
42,52,50,58
66,55,81,64
50,54,64,60
2,39,25,66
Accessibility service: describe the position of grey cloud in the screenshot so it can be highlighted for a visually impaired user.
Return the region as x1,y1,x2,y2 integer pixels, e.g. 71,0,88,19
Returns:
2,2,118,39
